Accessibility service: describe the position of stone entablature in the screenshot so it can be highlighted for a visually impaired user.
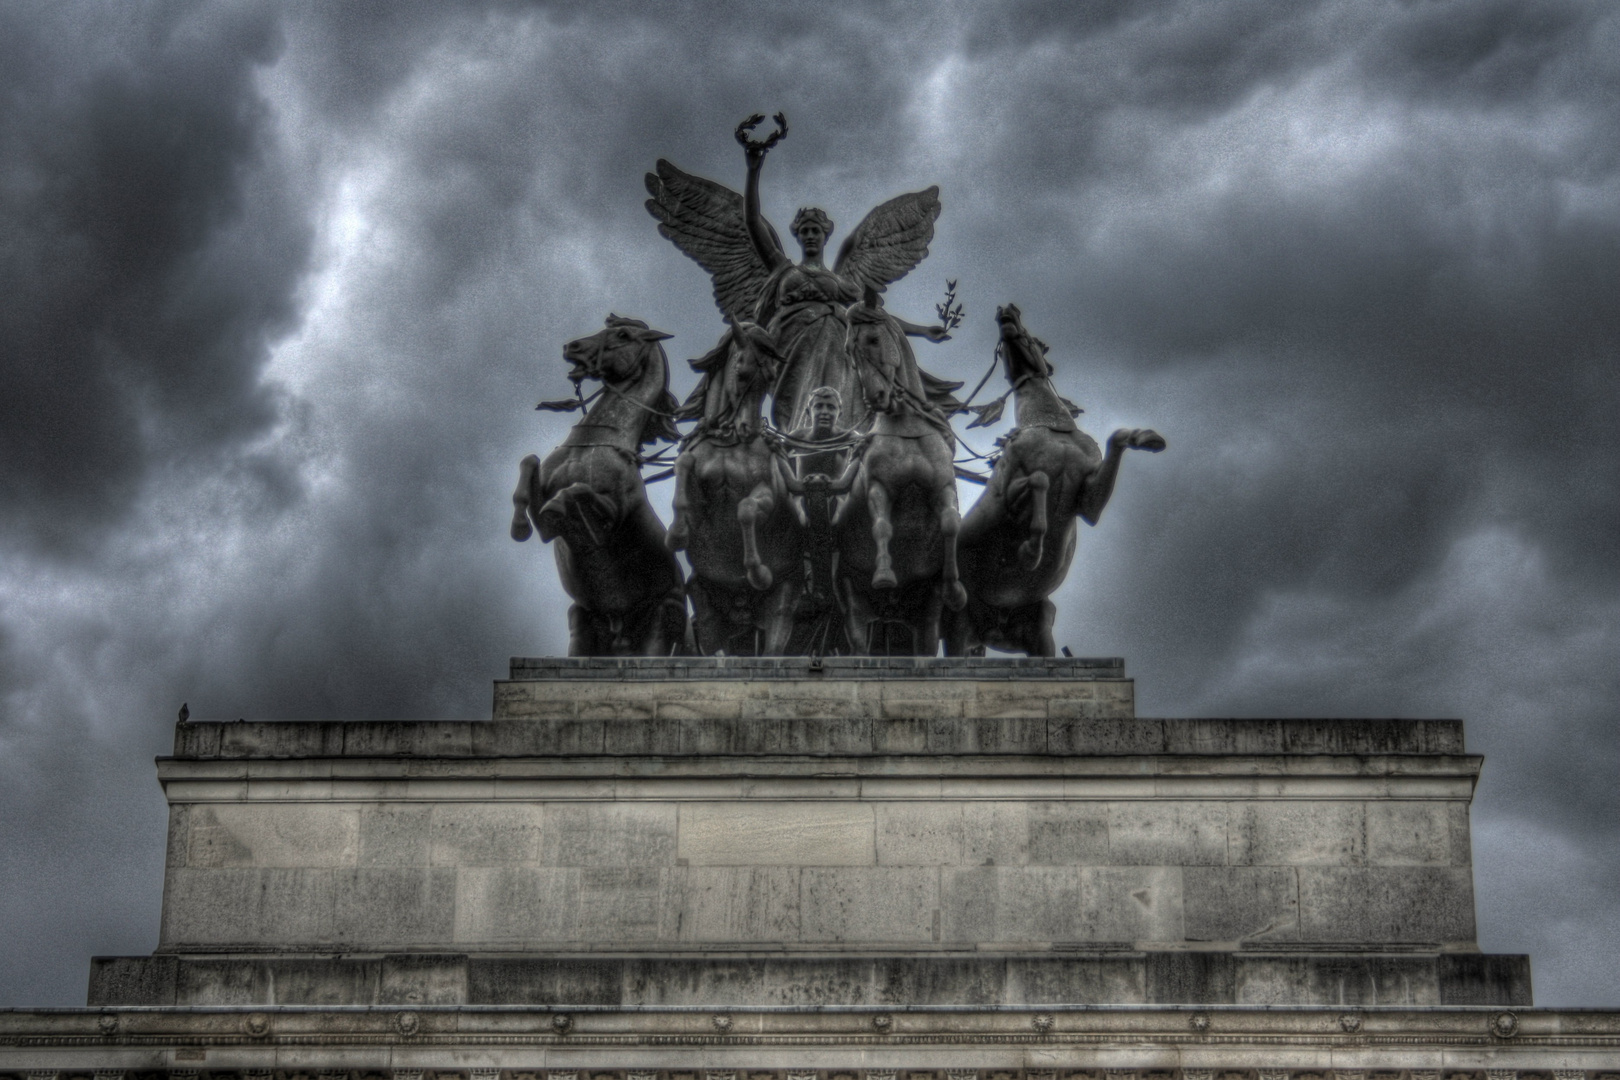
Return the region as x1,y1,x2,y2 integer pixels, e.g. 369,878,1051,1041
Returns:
4,1006,1619,1076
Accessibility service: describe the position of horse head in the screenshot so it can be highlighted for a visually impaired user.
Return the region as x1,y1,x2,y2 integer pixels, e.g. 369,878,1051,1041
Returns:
565,314,679,447
846,296,905,414
995,303,1053,383
682,322,781,440
565,314,673,388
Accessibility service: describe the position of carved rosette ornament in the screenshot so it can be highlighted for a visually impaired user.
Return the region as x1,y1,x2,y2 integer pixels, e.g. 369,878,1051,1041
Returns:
242,1012,270,1037
1493,1011,1520,1037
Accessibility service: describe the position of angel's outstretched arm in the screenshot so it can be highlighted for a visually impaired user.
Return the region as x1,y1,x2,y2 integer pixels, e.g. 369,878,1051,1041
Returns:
891,316,950,342
744,153,790,273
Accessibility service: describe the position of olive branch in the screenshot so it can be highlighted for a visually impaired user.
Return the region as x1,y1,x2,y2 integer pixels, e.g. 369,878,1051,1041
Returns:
936,279,965,333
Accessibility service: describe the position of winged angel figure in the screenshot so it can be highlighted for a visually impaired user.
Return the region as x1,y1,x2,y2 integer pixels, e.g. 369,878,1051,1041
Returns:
646,113,958,433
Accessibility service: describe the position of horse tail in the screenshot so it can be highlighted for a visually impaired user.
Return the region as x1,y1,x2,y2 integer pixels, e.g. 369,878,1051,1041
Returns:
511,455,540,541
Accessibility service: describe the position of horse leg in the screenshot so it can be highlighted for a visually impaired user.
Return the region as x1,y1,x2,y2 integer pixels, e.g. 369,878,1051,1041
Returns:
913,588,944,657
938,478,968,612
665,452,695,552
1015,470,1051,570
1078,427,1166,525
943,600,973,657
511,455,539,541
842,578,873,654
738,481,776,591
868,482,897,590
633,585,687,657
1030,598,1058,658
566,603,596,657
688,580,719,656
759,580,801,656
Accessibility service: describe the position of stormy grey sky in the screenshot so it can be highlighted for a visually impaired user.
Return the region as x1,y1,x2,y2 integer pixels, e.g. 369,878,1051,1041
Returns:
2,0,1616,1006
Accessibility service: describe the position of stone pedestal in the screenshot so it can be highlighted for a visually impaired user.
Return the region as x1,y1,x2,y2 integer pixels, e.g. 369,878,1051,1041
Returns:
4,656,1616,1078
87,657,1521,1008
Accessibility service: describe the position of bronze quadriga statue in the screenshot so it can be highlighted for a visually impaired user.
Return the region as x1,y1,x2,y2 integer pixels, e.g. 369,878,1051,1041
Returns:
510,315,688,656
510,115,1165,657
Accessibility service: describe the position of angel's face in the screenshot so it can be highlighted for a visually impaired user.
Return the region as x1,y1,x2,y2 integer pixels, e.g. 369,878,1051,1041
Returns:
795,221,825,260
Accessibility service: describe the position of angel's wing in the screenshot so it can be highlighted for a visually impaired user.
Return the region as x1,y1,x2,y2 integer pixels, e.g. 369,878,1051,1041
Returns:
833,186,941,295
645,159,781,325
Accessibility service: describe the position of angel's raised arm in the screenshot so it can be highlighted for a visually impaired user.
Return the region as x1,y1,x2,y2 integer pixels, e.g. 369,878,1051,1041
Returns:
743,136,790,273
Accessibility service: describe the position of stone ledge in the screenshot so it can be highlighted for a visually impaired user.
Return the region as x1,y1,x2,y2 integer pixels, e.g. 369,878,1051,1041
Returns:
169,718,1466,761
85,951,1532,1008
8,1063,1620,1080
508,657,1129,680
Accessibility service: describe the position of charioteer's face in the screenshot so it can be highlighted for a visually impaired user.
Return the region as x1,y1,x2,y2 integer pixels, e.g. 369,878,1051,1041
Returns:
796,222,825,259
810,398,838,435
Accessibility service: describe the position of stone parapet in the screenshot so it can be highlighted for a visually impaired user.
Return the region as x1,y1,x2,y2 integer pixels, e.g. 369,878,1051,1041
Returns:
169,718,1465,760
88,950,1531,1008
506,657,1130,679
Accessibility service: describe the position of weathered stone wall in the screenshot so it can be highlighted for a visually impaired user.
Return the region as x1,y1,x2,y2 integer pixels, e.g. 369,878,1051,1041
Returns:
154,793,1478,954
88,658,1525,1008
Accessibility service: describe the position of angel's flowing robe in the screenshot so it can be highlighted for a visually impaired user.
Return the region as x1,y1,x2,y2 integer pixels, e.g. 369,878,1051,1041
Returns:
758,263,963,435
757,263,867,433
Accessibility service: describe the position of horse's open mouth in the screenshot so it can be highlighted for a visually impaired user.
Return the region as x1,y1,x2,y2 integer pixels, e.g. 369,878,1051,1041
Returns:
563,347,596,383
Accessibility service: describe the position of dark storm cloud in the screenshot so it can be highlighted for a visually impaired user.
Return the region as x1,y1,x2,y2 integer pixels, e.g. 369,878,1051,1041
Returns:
0,0,1616,1006
0,0,313,555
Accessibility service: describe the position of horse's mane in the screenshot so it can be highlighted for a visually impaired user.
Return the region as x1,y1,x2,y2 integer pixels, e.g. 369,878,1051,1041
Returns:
604,314,680,448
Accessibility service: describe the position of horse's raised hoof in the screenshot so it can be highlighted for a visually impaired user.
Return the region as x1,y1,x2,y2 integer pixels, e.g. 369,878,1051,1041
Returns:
1130,428,1167,452
747,563,773,591
1017,538,1043,570
944,580,968,612
872,566,898,590
511,513,534,542
536,501,567,542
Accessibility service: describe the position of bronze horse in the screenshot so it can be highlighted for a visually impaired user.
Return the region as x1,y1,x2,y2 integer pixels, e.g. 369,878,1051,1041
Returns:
947,304,1164,657
665,323,802,655
510,315,687,656
831,298,967,655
